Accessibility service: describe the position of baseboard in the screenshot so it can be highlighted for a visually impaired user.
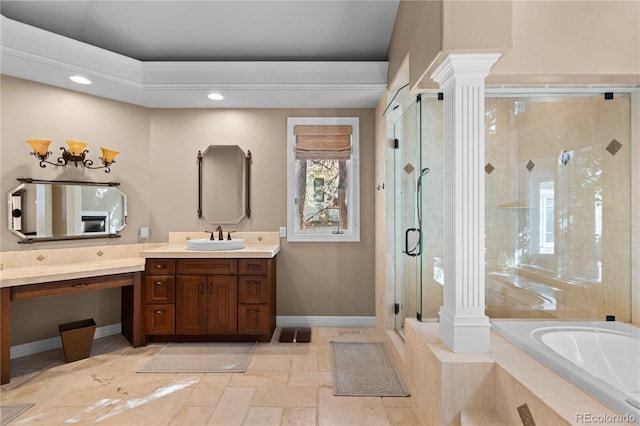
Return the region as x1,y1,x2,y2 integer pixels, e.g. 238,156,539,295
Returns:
276,316,376,327
10,323,122,359
10,318,375,358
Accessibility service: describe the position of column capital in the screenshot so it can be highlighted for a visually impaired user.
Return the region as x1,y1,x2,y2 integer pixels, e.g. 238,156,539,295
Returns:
431,53,501,89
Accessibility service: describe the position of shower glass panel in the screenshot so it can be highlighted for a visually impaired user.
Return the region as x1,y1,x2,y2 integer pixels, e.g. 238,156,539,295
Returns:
417,96,445,319
484,94,631,321
393,96,420,335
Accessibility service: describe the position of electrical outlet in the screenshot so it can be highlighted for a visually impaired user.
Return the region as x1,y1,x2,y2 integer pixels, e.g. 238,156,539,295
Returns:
279,227,286,237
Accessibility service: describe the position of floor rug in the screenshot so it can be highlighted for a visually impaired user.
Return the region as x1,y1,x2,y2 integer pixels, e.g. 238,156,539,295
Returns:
331,342,410,397
137,342,256,373
1,403,35,425
279,327,311,343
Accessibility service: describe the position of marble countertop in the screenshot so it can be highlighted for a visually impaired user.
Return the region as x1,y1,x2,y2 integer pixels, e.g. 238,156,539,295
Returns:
0,257,146,288
0,232,281,288
140,244,280,259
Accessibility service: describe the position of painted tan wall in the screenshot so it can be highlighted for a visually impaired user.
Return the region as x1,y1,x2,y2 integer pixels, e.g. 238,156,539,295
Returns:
490,1,640,84
387,0,443,91
1,76,151,343
148,108,376,317
388,1,639,88
1,76,376,344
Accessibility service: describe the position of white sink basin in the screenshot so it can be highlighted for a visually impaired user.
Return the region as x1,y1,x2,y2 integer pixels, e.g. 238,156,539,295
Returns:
186,238,245,251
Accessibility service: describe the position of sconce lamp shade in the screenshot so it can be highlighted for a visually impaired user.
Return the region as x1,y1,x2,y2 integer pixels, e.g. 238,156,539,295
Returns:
100,147,119,164
27,139,52,156
66,140,88,156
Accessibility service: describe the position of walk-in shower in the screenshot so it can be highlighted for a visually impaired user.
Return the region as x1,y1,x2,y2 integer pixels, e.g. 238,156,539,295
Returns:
388,89,633,336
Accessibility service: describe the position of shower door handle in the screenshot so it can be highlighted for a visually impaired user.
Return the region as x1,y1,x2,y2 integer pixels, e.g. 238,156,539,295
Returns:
404,228,422,257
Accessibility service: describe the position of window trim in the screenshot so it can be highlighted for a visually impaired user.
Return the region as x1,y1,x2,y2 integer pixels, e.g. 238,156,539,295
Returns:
286,117,360,242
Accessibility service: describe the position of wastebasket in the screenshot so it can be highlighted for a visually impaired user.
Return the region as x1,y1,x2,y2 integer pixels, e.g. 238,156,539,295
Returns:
58,318,96,362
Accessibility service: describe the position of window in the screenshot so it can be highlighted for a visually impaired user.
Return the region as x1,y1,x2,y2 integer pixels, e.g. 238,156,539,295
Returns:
286,117,360,242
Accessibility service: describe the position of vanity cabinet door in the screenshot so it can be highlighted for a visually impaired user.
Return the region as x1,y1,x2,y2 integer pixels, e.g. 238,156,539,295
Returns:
238,276,269,304
145,305,175,335
238,305,270,335
176,275,237,335
176,275,207,334
144,276,175,304
206,276,237,335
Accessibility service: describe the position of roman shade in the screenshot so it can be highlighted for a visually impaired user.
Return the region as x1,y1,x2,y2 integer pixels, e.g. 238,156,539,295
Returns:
294,125,352,160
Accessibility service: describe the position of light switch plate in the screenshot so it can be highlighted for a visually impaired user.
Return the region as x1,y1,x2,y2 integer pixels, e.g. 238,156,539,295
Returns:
139,227,149,238
279,227,286,237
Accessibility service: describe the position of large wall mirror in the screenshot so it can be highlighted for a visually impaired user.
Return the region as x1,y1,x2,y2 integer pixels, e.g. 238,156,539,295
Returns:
8,178,127,243
198,145,251,224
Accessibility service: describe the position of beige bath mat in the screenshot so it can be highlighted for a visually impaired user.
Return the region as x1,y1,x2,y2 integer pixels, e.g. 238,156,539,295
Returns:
138,342,256,373
331,342,409,397
1,403,35,425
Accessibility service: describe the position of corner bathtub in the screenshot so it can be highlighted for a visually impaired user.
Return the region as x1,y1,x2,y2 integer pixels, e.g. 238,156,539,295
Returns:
492,320,640,422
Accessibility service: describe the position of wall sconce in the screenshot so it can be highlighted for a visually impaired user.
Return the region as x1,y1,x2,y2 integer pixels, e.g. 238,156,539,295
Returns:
27,139,119,173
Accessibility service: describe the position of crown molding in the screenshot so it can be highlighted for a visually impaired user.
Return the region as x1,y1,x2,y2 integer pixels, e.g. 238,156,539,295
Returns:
1,15,388,108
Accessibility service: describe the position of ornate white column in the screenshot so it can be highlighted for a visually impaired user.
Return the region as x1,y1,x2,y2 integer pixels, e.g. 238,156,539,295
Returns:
431,53,501,353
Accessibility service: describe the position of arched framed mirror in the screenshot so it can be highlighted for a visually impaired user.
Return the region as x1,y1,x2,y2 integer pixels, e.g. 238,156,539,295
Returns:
8,178,127,243
198,146,251,224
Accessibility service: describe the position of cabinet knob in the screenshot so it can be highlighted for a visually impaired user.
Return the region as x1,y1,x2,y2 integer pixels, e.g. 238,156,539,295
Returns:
154,310,164,315
154,281,164,286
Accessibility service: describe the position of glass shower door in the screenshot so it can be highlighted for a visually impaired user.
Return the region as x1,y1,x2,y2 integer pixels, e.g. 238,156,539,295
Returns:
393,99,421,335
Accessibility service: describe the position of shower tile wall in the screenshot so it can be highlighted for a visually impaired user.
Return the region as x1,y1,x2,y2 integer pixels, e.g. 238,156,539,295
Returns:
485,95,632,321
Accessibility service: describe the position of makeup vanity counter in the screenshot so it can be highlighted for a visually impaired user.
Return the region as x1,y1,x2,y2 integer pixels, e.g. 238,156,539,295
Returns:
139,232,280,345
0,233,280,383
0,243,161,384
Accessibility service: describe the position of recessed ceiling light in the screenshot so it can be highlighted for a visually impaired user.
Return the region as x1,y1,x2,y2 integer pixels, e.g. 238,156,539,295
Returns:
208,93,224,101
69,75,92,85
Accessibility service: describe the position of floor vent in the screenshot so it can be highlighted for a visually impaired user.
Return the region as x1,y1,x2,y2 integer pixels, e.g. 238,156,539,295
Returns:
279,327,311,343
517,403,536,426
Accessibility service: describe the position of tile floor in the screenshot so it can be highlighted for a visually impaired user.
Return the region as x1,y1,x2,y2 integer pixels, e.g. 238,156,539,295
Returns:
1,327,424,425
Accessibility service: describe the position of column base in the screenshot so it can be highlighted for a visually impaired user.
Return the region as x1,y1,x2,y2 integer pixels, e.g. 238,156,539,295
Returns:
438,307,491,353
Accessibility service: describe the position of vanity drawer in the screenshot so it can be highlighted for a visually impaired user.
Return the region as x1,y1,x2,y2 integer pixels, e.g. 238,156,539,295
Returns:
145,259,175,275
145,305,175,335
12,273,135,301
144,276,175,304
238,304,270,335
238,276,269,304
238,259,269,275
176,259,237,275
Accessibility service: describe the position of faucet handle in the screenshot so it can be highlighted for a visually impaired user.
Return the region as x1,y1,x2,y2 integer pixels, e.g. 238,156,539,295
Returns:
226,231,236,240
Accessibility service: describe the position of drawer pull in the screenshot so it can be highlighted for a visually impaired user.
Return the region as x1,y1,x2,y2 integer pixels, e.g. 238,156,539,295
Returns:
154,310,164,315
248,280,260,285
72,283,88,288
153,264,166,269
247,264,261,269
154,281,165,286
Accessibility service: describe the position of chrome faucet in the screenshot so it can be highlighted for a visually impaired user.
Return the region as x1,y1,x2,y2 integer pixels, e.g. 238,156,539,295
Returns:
215,225,224,241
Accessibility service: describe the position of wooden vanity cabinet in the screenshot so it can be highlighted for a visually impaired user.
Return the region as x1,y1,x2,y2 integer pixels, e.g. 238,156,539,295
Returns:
143,259,176,335
238,259,275,335
175,260,237,335
142,256,276,343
